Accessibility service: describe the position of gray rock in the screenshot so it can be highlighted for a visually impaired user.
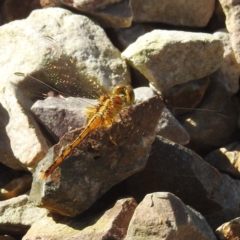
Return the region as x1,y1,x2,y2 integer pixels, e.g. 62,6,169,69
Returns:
23,198,137,240
127,136,240,228
0,194,48,235
205,173,240,230
122,30,223,92
180,78,238,154
205,142,240,179
125,192,217,240
134,87,190,145
0,84,50,172
131,0,215,27
162,76,210,115
134,86,156,103
41,0,133,28
157,106,190,145
212,29,240,94
219,0,240,64
31,97,97,141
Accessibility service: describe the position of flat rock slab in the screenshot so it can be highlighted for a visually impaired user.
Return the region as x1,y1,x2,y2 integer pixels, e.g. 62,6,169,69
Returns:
30,96,163,216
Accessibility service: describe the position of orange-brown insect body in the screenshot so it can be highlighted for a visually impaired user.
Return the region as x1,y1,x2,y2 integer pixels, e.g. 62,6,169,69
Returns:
41,84,134,179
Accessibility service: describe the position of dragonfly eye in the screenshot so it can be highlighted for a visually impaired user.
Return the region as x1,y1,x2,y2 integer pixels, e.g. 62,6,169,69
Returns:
113,84,135,105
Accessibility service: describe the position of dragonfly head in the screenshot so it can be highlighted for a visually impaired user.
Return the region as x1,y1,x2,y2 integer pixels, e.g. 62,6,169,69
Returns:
112,84,135,106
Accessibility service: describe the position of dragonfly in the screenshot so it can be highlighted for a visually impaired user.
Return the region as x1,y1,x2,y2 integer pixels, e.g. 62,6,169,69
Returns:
14,37,136,180
41,83,134,179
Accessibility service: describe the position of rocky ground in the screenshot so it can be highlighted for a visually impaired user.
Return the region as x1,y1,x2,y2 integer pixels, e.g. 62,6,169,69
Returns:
0,0,240,239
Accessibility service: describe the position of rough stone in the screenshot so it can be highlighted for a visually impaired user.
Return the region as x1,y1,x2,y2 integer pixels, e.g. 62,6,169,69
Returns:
134,86,190,145
40,0,133,28
122,30,223,93
212,29,240,94
179,78,239,154
127,136,240,227
125,192,217,240
162,76,210,115
133,86,156,103
23,198,137,240
0,194,48,235
31,97,96,141
157,106,190,145
205,142,240,179
131,0,215,27
216,217,240,240
219,0,240,64
0,84,50,172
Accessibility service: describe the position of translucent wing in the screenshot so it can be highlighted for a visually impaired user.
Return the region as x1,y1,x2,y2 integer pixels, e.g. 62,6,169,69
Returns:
12,36,111,104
